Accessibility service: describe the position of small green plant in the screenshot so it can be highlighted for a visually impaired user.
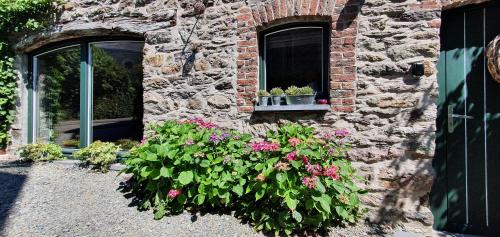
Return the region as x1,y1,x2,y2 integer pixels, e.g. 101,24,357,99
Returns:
18,143,64,162
115,139,140,150
73,141,118,172
285,86,300,96
270,87,284,96
257,90,270,97
62,139,80,148
298,86,315,95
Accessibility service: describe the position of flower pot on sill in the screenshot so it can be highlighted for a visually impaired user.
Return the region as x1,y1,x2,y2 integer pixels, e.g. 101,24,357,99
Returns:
285,95,315,105
271,96,282,106
258,96,270,106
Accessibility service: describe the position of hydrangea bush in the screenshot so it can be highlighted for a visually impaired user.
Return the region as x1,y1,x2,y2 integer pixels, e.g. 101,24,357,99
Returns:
123,119,364,233
238,124,364,234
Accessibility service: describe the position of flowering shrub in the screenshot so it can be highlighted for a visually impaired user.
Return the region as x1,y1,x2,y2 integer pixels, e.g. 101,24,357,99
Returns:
18,143,64,162
123,119,364,233
122,120,252,219
238,124,363,234
73,141,118,172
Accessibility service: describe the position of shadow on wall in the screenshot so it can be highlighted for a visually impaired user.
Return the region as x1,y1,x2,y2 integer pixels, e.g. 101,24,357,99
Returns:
0,161,32,234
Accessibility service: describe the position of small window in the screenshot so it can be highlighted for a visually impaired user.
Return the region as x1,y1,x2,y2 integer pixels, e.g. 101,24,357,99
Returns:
260,23,330,99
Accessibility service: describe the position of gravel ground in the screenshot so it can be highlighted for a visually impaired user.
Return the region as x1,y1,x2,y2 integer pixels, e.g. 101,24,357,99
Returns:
0,160,382,237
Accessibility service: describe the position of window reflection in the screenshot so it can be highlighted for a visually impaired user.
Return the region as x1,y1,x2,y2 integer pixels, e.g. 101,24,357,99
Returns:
91,42,144,145
36,45,81,147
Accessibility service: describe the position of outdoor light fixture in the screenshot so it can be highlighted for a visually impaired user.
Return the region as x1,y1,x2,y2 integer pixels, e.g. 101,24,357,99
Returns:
410,62,425,77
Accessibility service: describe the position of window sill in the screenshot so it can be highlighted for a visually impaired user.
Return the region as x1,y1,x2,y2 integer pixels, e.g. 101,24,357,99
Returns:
254,104,330,112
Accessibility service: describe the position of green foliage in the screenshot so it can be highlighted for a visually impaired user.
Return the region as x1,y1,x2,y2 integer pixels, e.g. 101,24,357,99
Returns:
257,90,270,97
123,119,253,218
123,119,364,234
298,86,315,95
18,143,64,162
285,86,300,96
0,0,62,148
285,86,315,96
239,124,363,234
270,88,284,96
73,141,118,172
115,139,140,150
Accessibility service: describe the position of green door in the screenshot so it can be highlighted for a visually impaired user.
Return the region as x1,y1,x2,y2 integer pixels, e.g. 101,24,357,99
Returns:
432,2,500,235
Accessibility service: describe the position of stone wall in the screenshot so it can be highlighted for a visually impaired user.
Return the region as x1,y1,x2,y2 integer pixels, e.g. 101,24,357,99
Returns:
9,0,470,234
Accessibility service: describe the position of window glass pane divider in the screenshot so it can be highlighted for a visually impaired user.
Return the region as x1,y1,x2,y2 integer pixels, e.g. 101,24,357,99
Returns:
80,42,91,148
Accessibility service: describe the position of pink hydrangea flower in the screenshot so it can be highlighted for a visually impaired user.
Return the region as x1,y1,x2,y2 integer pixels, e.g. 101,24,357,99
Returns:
140,137,146,145
181,117,218,129
302,156,309,164
250,141,279,152
285,150,298,161
334,128,350,137
288,137,301,147
323,165,339,180
302,176,318,189
167,189,182,199
306,164,323,176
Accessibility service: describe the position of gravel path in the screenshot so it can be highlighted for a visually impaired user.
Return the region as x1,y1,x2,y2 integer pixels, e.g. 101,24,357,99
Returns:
0,160,381,237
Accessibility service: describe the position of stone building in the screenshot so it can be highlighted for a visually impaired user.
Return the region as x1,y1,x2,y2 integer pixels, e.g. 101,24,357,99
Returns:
7,0,500,235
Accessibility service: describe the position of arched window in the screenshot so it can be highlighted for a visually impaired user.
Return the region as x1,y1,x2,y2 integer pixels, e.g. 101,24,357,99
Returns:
29,39,144,151
259,22,330,99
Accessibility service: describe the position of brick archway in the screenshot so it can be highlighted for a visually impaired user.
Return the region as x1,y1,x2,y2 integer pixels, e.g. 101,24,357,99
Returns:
236,0,363,113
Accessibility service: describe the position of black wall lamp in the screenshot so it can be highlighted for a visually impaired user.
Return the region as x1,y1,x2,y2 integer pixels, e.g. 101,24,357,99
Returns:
410,62,425,77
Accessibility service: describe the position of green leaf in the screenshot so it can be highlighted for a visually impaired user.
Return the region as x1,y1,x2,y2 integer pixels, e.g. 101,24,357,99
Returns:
316,179,326,193
178,171,194,185
160,167,172,177
285,194,298,210
335,206,349,219
292,210,302,222
255,188,265,201
200,160,210,167
177,194,187,205
319,194,331,213
146,152,158,161
305,198,315,210
196,194,206,205
232,185,244,196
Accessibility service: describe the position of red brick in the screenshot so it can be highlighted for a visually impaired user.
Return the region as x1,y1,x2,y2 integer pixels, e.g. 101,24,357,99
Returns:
265,4,274,22
332,74,355,82
301,0,311,15
239,7,251,14
309,0,319,15
342,98,355,105
332,105,354,113
237,52,257,60
280,0,287,18
343,37,356,46
258,6,268,24
273,0,281,19
237,79,257,86
237,13,251,22
343,51,355,58
343,66,355,74
238,106,254,113
331,67,343,74
237,39,256,47
331,82,342,89
330,98,342,105
252,8,261,25
342,82,355,89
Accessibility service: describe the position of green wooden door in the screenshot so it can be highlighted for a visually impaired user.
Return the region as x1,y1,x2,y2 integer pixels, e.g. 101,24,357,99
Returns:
432,2,500,235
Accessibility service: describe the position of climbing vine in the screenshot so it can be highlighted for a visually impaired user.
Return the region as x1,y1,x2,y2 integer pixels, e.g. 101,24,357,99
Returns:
0,0,62,148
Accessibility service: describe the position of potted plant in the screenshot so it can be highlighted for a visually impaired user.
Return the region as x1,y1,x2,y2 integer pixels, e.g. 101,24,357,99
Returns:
270,87,284,106
285,86,316,105
257,90,270,106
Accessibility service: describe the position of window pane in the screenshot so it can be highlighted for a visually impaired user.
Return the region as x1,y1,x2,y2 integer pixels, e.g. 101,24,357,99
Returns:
91,42,144,145
36,45,81,147
265,27,324,96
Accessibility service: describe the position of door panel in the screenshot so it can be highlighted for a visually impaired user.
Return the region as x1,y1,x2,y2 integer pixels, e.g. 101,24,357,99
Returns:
485,5,500,234
433,2,500,235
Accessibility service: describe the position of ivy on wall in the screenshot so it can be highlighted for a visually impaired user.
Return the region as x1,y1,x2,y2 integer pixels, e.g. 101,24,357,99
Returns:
0,0,62,149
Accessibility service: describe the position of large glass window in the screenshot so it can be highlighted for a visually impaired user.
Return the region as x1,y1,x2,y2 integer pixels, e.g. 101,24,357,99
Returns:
35,45,81,147
260,23,329,98
91,42,144,143
31,40,144,150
